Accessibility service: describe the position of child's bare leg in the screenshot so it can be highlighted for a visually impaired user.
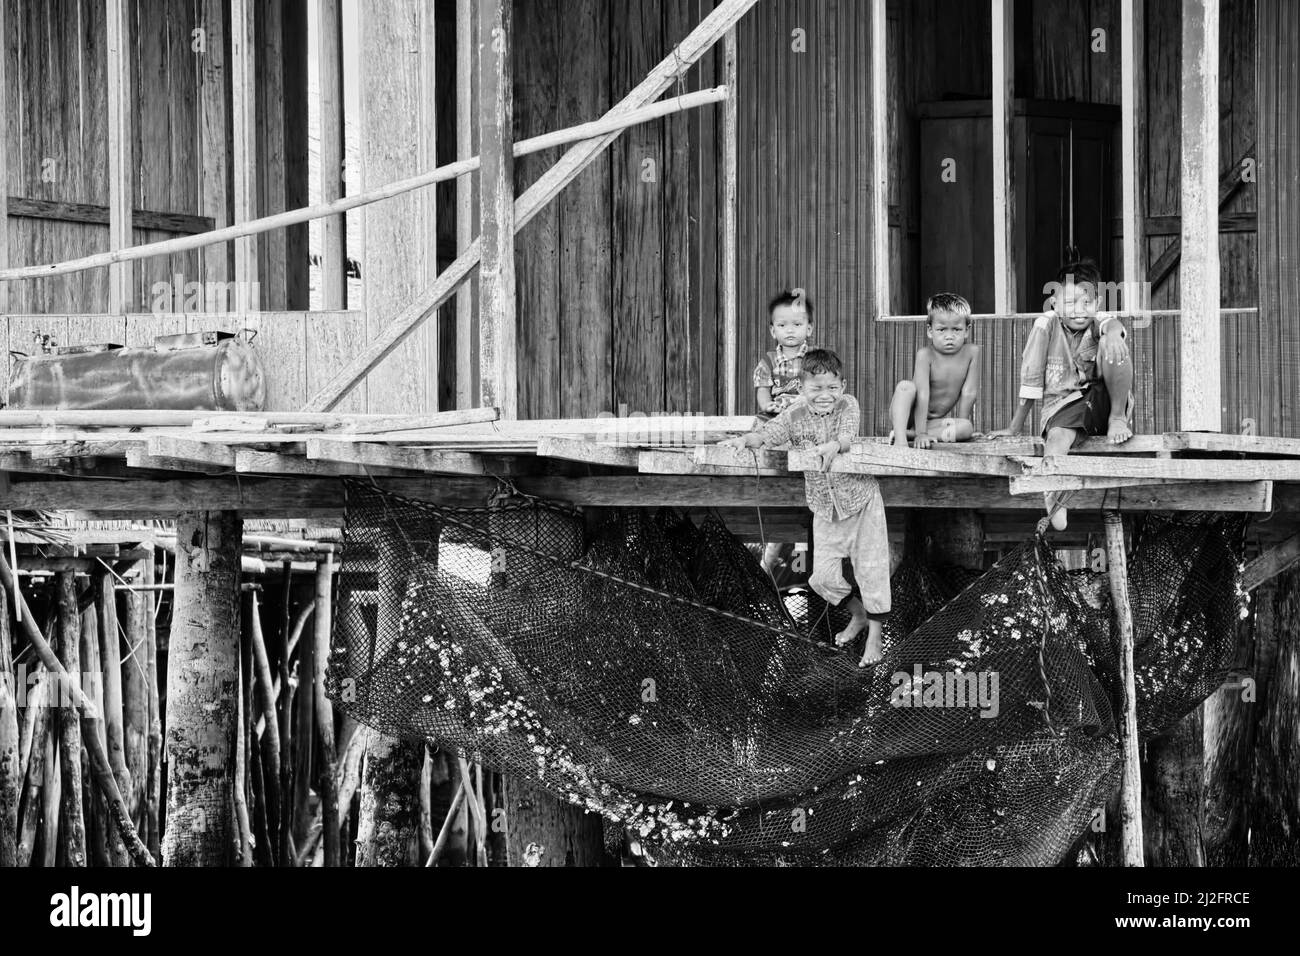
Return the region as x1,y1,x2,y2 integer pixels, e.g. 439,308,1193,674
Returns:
889,381,917,448
834,596,869,647
761,542,782,574
858,617,884,667
1099,345,1135,444
1043,426,1077,530
930,418,974,443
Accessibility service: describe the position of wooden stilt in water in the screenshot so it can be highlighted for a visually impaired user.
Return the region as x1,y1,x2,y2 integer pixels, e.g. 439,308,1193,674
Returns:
55,572,87,866
1104,511,1145,866
122,575,148,828
162,510,243,866
144,552,161,860
96,567,130,866
277,560,294,866
249,589,283,864
0,585,19,867
313,555,340,867
78,603,109,867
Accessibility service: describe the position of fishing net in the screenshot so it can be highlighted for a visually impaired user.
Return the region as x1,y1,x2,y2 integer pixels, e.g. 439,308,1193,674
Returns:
328,479,1247,865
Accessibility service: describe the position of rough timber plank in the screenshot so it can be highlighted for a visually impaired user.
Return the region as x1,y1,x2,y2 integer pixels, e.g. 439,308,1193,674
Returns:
639,449,787,477
305,439,487,475
1022,456,1300,481
1176,433,1300,456
234,450,409,478
1011,475,1206,495
0,476,1277,515
1242,533,1300,591
535,437,640,468
790,442,1023,477
146,436,237,468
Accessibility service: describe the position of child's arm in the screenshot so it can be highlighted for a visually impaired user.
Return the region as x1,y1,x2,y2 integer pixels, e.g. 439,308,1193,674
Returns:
956,343,982,420
756,386,776,415
911,349,933,446
753,358,778,415
719,409,791,450
1094,315,1130,366
812,395,859,471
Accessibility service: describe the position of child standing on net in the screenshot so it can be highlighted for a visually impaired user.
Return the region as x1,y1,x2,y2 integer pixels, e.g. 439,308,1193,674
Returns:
987,256,1134,530
721,348,890,666
753,288,815,418
888,292,981,448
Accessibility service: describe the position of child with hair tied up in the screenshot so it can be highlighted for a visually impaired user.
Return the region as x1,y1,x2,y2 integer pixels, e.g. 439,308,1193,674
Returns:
722,348,890,666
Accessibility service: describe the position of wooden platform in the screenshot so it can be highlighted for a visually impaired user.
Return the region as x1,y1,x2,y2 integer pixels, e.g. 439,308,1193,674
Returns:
0,412,1297,538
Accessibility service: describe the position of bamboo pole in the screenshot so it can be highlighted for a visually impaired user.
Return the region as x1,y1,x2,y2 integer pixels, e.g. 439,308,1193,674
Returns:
0,89,727,285
0,585,18,867
143,552,161,859
248,589,282,863
78,604,110,866
1104,511,1145,866
15,673,48,866
278,561,294,866
41,729,59,866
293,581,315,849
4,550,147,865
234,628,253,866
313,556,339,867
55,572,87,866
122,580,148,826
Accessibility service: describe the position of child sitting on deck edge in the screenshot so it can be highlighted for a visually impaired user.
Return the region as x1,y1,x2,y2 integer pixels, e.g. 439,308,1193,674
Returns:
753,288,815,419
986,255,1135,530
720,348,891,667
889,292,981,448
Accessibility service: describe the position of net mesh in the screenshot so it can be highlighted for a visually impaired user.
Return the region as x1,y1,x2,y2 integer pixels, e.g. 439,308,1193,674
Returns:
328,479,1247,866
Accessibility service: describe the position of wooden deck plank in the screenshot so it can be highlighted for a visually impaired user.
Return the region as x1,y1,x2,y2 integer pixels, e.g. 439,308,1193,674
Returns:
789,442,1024,477
305,438,488,475
535,436,640,468
1022,455,1300,481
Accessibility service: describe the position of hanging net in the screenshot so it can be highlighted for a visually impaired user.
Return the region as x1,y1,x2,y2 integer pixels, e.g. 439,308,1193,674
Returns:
327,479,1247,865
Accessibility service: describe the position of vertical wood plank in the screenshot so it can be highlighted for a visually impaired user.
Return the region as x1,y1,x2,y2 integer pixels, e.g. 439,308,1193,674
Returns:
557,0,611,419
991,0,1016,313
282,0,309,311
1121,0,1146,313
317,0,346,311
1179,0,1220,431
662,0,694,415
305,310,366,413
256,0,286,313
454,0,475,408
477,0,515,417
721,23,738,414
231,0,258,311
106,0,133,313
255,311,307,410
198,0,230,290
0,1,8,316
871,0,889,319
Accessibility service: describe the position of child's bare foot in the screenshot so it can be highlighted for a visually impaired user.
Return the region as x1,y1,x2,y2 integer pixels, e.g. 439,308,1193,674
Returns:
890,429,909,449
858,620,883,667
938,421,958,443
833,613,867,647
1107,417,1133,444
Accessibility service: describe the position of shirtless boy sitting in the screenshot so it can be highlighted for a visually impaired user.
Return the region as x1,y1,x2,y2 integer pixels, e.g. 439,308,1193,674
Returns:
889,293,980,449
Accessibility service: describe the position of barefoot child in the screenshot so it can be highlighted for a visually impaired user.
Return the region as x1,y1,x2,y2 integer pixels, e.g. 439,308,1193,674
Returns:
753,289,814,417
721,348,890,666
889,293,981,448
987,257,1134,530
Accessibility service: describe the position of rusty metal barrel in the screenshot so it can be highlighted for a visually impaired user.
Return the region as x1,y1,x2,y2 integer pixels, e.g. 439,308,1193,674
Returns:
7,333,266,411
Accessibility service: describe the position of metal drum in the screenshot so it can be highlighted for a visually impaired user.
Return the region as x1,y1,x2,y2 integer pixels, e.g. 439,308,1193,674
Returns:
7,332,267,411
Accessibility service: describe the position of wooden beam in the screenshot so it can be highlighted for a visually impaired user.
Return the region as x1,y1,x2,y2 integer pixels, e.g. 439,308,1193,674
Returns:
455,0,476,410
1176,432,1300,455
301,0,759,412
1120,0,1146,311
991,0,1016,313
1104,512,1145,865
0,3,7,314
1024,454,1299,481
318,0,347,310
0,408,499,430
3,474,1273,515
722,26,739,413
1179,0,1221,431
1010,475,1198,495
477,0,516,417
231,0,259,312
106,0,133,313
870,0,890,317
304,439,487,475
1242,533,1300,591
790,442,1022,477
535,436,640,468
638,449,787,477
6,198,215,235
145,437,237,468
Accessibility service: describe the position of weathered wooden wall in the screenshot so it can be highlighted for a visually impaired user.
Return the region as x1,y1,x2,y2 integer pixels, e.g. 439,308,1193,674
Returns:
1,0,306,316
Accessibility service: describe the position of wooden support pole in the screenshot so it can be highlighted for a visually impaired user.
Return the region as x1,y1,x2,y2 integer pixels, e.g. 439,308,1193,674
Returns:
313,555,339,867
248,589,283,864
870,0,890,317
294,573,315,849
143,552,161,859
1243,533,1300,591
991,0,1016,314
277,560,294,865
1120,0,1146,311
232,0,259,312
122,573,148,826
1104,511,1145,866
78,603,107,867
722,26,739,413
162,511,242,866
318,0,347,310
0,1,9,314
106,0,133,312
56,572,87,866
96,567,131,866
478,0,516,417
0,586,17,867
1179,0,1221,431
455,0,476,410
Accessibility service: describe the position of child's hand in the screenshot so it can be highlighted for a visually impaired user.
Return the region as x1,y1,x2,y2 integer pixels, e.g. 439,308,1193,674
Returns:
914,434,936,450
764,401,781,415
1098,326,1130,366
816,440,841,472
719,435,749,450
983,429,1016,440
